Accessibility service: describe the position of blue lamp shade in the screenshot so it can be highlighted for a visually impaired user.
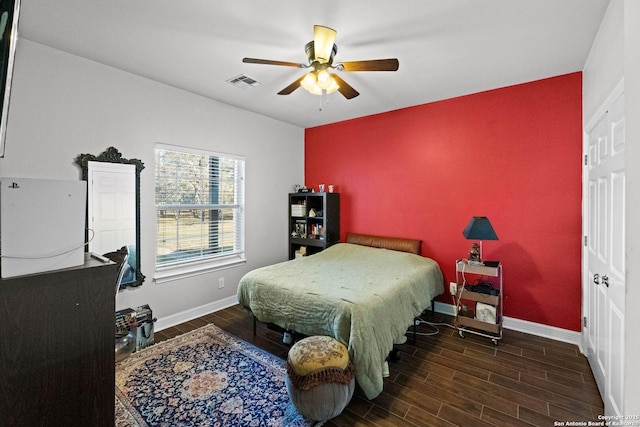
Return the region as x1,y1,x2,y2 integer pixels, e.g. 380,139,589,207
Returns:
462,217,499,241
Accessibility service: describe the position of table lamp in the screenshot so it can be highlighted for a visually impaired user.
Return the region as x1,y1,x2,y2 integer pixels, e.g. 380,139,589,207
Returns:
462,216,498,265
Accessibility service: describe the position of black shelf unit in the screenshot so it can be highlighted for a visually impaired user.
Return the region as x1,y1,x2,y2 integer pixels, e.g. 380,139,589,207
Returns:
289,192,340,259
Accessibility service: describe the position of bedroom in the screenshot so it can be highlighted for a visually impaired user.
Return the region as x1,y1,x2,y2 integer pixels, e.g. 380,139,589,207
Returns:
0,0,638,423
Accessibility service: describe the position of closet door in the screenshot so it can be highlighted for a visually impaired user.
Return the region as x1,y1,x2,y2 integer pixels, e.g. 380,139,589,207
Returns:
585,89,625,416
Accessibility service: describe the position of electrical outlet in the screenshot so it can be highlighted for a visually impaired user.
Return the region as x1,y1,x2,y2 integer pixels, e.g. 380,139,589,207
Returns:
449,282,457,295
218,277,225,289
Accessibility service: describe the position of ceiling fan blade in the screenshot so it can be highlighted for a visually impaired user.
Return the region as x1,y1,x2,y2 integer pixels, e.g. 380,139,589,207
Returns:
331,74,359,99
338,58,399,72
277,75,306,95
243,58,306,68
313,25,337,63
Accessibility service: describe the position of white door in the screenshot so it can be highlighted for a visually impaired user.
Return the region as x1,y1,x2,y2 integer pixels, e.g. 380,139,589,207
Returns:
585,89,625,416
87,162,136,255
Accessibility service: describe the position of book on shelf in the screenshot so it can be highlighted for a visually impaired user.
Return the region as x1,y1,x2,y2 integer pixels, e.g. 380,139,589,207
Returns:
308,224,325,239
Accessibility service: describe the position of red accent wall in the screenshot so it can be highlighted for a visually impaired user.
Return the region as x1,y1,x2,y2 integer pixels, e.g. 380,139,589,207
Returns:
305,72,583,331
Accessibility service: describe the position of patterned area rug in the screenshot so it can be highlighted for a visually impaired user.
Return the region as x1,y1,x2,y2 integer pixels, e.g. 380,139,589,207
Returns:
115,324,314,426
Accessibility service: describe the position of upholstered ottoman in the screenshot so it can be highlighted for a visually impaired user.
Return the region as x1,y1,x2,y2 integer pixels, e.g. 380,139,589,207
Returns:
286,335,355,422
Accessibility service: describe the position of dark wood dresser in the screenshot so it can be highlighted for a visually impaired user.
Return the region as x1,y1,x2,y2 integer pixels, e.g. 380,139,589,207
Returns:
0,255,116,426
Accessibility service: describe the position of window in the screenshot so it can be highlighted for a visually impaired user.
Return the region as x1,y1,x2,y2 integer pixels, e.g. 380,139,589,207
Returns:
155,144,245,280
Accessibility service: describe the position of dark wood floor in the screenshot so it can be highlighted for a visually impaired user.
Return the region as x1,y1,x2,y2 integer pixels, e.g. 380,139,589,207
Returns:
155,304,603,427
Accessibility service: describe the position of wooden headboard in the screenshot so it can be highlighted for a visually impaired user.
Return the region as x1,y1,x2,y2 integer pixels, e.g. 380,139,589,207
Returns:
345,233,422,255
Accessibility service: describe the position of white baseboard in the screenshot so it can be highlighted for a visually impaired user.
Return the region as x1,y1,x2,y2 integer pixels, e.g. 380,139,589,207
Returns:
156,298,582,351
502,316,583,350
434,301,457,316
154,295,238,332
434,302,582,350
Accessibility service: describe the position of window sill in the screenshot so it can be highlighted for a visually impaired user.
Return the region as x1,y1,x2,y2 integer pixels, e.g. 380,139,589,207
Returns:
154,253,246,284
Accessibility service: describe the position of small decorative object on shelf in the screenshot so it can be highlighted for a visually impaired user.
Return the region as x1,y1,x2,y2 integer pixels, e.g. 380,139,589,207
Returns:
468,243,481,263
293,220,307,238
294,185,311,193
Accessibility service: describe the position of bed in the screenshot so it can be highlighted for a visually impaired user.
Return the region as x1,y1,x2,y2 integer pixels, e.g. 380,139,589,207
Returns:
237,233,444,399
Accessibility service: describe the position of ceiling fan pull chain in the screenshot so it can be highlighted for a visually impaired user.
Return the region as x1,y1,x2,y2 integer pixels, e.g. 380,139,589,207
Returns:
319,89,328,111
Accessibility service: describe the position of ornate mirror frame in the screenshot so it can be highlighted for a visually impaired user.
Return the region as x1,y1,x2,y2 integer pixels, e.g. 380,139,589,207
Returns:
75,147,145,288
0,0,20,157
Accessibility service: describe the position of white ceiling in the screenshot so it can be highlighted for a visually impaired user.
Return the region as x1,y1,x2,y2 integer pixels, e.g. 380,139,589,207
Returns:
19,0,610,129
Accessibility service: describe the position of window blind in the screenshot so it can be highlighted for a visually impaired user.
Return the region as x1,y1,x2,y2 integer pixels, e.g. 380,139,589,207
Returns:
155,145,244,269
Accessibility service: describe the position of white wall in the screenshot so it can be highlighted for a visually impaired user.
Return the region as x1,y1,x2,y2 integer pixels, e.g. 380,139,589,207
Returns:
583,0,624,122
0,39,304,323
583,0,640,415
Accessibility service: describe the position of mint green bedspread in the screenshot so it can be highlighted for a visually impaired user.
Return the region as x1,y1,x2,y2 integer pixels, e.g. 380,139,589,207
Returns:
237,243,444,399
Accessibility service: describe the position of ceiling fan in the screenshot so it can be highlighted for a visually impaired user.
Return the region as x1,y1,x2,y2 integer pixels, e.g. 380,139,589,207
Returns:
242,25,399,100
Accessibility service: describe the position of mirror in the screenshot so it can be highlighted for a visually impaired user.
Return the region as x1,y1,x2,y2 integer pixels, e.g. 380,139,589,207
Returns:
0,0,20,157
75,147,145,288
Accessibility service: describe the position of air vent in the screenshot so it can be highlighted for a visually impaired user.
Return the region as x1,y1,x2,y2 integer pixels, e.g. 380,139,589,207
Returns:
227,74,261,89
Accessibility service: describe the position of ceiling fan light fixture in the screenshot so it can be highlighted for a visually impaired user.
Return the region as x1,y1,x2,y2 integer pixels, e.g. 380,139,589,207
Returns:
317,69,332,89
305,41,338,65
325,76,340,94
300,72,317,90
300,70,339,95
313,25,337,63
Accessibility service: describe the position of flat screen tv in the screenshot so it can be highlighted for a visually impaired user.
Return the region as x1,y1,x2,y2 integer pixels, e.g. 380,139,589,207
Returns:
0,0,19,158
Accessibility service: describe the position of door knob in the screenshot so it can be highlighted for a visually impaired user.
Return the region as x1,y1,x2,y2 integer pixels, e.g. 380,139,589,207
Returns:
602,274,609,287
593,273,600,284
